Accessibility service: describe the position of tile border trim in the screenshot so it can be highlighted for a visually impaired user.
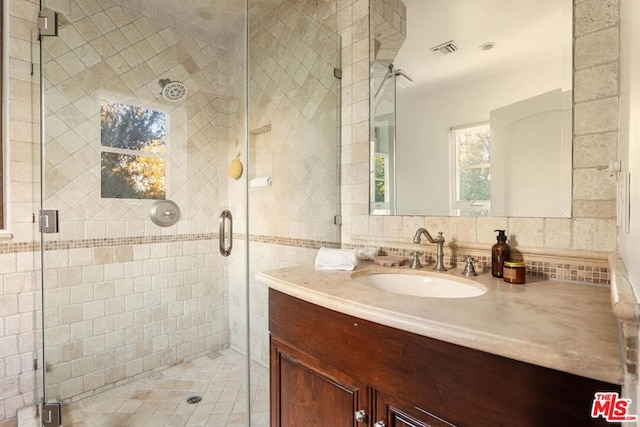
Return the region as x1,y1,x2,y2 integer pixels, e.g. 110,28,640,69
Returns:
0,234,608,284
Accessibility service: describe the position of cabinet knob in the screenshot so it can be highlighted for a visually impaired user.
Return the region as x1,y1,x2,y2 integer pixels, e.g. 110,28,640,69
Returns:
354,409,367,423
374,421,386,427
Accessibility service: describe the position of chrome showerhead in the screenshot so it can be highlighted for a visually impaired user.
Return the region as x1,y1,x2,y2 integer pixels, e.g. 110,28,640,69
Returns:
159,78,187,101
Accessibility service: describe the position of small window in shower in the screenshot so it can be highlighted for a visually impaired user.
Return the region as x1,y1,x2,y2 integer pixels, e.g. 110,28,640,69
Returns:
100,99,167,199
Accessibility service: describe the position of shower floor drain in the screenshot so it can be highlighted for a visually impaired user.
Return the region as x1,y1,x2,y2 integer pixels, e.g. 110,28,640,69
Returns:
186,395,203,405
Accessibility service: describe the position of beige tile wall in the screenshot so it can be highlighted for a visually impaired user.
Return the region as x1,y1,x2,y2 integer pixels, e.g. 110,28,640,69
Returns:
8,0,40,243
0,0,343,420
41,0,226,239
0,1,42,425
0,0,247,419
42,238,228,402
226,0,342,367
35,0,244,406
0,0,622,424
247,1,341,243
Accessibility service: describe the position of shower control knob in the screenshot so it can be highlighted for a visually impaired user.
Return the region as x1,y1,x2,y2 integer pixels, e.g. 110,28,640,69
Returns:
374,421,386,427
354,409,367,423
149,200,180,227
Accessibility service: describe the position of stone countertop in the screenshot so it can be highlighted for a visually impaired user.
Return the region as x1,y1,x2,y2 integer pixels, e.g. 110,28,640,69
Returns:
256,262,623,385
610,253,640,321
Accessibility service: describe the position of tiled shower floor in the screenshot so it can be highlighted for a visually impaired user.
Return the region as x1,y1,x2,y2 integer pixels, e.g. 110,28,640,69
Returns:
63,349,269,427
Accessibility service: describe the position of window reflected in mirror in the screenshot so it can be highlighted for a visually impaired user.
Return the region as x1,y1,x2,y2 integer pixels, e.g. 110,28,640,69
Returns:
373,152,390,211
452,123,491,216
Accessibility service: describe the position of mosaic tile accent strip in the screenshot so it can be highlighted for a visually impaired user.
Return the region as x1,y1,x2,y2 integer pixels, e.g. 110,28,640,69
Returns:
343,243,611,285
248,234,340,250
0,234,218,254
0,232,340,254
43,233,217,251
0,241,40,254
0,234,608,284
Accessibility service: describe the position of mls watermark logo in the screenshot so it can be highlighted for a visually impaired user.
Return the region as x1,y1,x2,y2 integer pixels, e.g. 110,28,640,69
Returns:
591,392,638,422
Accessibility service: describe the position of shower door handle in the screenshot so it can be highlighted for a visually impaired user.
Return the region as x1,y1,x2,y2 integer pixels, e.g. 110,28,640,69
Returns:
219,210,233,256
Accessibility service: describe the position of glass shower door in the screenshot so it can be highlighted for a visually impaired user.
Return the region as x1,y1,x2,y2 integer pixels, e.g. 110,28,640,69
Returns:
39,1,251,425
246,4,342,425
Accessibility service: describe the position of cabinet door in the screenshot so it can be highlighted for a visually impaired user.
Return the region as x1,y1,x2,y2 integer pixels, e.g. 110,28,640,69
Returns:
271,336,369,427
374,390,457,427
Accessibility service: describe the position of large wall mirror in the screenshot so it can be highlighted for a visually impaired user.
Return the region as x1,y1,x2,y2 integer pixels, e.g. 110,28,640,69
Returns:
370,0,573,217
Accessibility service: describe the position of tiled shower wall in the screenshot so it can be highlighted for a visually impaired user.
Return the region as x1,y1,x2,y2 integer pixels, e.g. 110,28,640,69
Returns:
227,1,342,367
1,1,41,425
247,1,341,243
42,0,226,237
41,237,228,402
37,0,242,408
0,0,347,422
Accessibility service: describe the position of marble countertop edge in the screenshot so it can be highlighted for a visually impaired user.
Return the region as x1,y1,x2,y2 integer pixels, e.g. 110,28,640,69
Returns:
609,253,640,321
256,269,623,385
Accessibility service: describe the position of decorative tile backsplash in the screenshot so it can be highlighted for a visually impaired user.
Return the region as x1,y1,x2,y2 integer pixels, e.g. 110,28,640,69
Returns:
344,243,610,285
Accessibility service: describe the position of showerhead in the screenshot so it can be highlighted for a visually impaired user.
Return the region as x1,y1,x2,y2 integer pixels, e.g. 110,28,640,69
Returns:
159,78,187,101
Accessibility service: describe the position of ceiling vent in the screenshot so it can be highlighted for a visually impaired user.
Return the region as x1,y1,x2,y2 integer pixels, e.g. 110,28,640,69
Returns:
430,40,458,57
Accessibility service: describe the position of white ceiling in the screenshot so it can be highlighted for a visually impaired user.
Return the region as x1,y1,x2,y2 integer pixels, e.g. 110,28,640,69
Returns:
394,0,572,89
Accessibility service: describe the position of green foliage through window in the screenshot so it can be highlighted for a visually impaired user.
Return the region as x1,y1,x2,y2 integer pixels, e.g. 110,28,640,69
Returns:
453,124,491,214
100,100,167,199
374,154,388,203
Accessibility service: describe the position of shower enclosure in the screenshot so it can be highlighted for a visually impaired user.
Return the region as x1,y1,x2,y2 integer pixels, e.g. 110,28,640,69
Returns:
38,0,340,425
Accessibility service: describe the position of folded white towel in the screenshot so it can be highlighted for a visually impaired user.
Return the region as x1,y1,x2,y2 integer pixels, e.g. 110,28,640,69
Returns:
315,248,359,271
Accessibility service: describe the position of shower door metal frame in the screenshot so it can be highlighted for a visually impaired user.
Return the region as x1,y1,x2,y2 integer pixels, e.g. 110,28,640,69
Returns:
37,2,59,414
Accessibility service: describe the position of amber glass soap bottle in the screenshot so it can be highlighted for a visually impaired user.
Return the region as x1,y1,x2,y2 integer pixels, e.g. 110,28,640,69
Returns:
491,230,511,278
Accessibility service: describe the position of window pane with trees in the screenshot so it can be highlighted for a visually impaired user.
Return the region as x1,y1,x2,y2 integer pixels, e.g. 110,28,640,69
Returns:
452,124,491,215
100,100,166,199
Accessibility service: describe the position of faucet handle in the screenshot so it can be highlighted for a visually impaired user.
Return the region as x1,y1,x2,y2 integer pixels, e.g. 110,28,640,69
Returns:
410,251,423,269
462,256,478,276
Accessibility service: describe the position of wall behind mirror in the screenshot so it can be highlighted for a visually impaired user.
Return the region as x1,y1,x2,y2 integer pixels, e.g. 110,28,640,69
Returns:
370,0,573,217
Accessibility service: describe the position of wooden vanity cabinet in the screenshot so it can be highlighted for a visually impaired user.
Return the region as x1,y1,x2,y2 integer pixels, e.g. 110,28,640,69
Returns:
270,336,369,426
372,389,455,427
269,289,621,427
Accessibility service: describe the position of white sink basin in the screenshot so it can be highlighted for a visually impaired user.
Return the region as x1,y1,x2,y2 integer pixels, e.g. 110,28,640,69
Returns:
351,271,487,298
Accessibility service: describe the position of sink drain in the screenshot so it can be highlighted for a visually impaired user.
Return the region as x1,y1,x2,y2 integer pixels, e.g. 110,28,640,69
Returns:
186,394,203,405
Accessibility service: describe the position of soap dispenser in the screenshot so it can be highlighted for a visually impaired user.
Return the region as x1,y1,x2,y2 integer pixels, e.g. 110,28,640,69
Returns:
491,230,511,278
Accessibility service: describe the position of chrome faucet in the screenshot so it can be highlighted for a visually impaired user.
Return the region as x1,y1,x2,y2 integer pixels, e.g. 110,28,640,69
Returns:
412,228,447,271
